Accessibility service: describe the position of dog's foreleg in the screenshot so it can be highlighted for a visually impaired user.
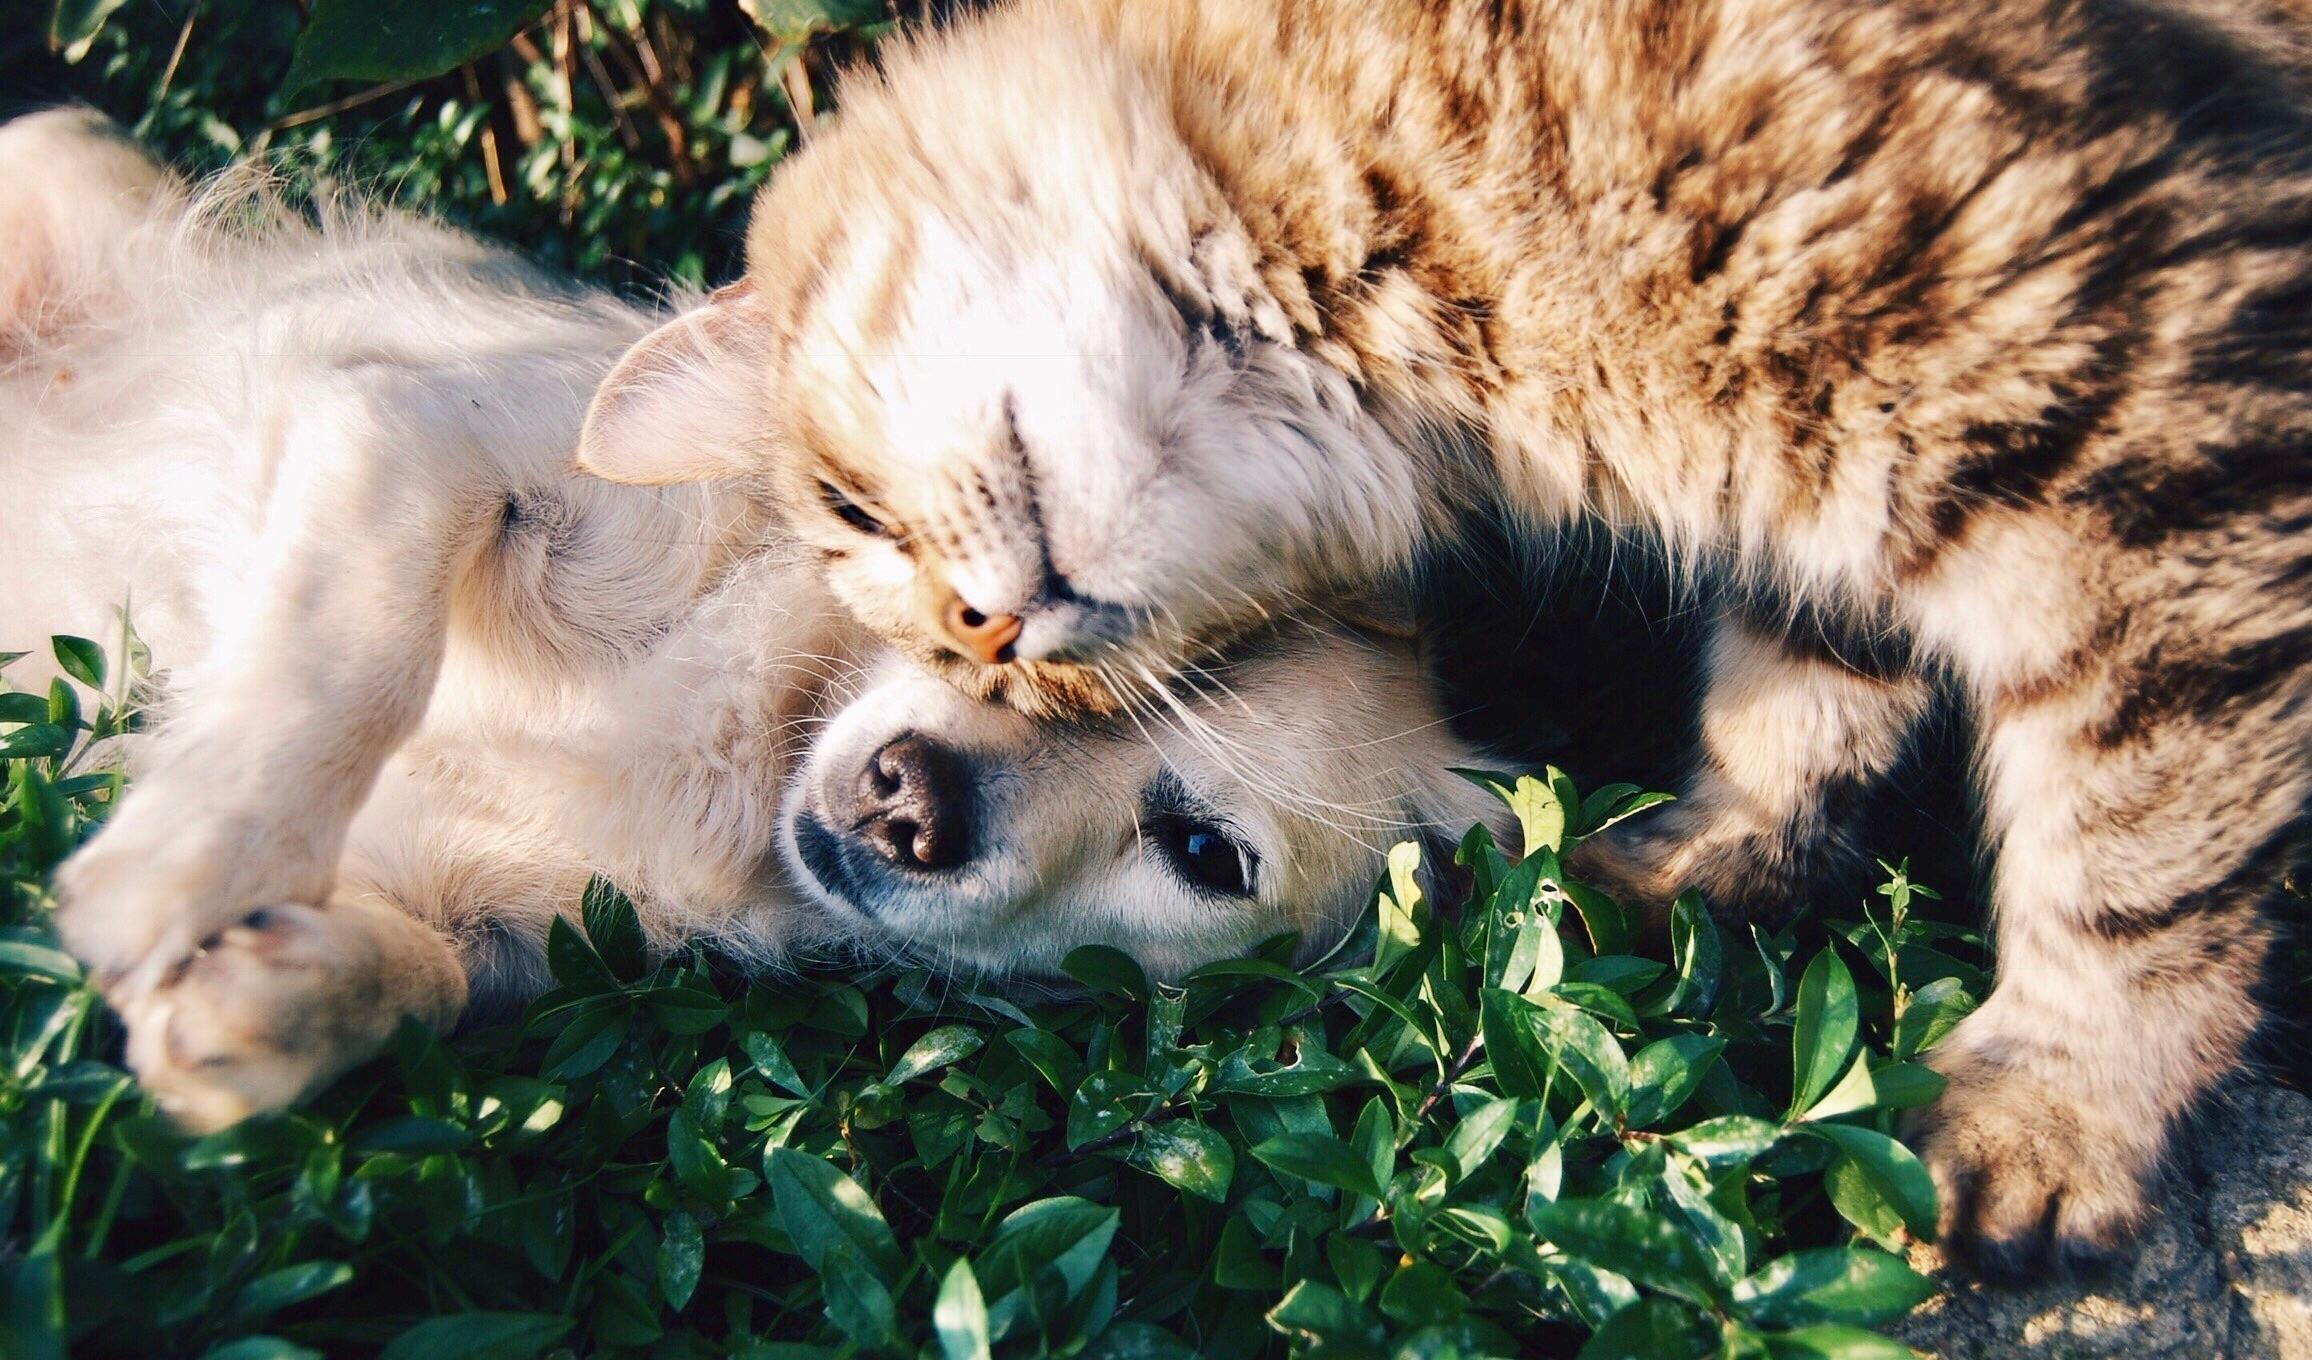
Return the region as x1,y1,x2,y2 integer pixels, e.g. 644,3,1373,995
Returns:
55,370,507,1015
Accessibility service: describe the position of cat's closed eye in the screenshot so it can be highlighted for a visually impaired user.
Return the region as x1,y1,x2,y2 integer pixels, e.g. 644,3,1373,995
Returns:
819,479,893,538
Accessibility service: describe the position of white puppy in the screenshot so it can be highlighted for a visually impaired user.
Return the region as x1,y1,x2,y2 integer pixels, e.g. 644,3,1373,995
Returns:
1,112,1511,1131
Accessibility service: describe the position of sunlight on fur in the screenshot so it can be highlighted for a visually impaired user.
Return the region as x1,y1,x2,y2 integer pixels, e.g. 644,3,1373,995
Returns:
1,109,1511,1133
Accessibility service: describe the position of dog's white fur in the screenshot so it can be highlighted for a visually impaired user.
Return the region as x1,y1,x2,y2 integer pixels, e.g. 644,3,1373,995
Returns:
2,111,1510,1132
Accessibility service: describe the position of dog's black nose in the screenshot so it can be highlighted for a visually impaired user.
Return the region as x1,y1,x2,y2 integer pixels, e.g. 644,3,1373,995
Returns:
847,733,971,871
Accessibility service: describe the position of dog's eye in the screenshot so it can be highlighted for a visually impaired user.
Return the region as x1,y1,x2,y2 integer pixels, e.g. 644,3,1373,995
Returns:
1151,814,1254,898
819,480,890,538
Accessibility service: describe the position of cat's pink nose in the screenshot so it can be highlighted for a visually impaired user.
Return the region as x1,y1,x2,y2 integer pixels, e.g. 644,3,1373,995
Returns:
941,595,1022,665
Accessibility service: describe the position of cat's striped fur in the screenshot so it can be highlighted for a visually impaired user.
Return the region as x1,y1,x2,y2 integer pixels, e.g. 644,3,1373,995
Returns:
576,0,2312,1275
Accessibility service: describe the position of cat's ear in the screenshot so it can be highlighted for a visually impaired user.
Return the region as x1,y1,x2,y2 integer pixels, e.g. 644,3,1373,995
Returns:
576,282,767,485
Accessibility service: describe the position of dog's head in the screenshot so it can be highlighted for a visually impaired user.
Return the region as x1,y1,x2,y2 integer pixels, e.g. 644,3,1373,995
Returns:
778,613,1515,981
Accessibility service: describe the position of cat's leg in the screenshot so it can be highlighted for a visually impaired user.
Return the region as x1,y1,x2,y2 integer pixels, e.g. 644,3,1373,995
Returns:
116,892,466,1133
52,374,503,1006
1911,658,2303,1275
1570,607,1931,925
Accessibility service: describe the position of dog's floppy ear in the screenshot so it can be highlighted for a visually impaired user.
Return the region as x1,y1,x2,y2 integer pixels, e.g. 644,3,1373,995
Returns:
576,281,766,485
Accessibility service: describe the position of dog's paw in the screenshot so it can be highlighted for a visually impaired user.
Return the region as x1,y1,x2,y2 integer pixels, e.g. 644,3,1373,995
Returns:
49,836,199,995
115,903,415,1133
1906,1044,2162,1281
51,798,335,998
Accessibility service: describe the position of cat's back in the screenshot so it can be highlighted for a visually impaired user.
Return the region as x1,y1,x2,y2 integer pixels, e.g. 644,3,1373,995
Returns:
1112,0,2312,558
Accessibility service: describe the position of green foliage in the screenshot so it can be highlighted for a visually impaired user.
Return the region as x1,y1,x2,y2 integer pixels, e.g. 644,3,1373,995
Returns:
1,637,1990,1358
8,0,900,289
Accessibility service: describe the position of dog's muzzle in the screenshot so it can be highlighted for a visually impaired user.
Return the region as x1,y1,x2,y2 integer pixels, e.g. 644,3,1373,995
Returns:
791,732,977,916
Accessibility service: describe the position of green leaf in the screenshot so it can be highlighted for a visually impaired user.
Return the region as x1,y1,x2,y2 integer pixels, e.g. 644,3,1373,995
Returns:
1079,1323,1199,1359
1812,1124,1939,1245
49,0,131,61
540,1004,627,1081
286,0,555,94
1129,1120,1233,1203
764,1146,904,1282
0,1249,61,1360
1213,1216,1279,1291
230,1260,353,1321
0,933,81,983
1005,1028,1085,1095
350,1116,470,1156
1481,987,1557,1099
743,0,886,44
1067,1069,1156,1149
647,982,729,1035
1528,1199,1728,1307
936,1257,993,1360
1865,1061,1946,1111
1789,951,1860,1118
0,724,70,760
1249,1132,1383,1200
1571,955,1668,996
669,1108,744,1202
1731,1247,1935,1328
1576,1297,1714,1360
1796,1054,1879,1123
1577,786,1678,839
657,1211,704,1312
377,1313,573,1360
1433,1203,1516,1254
202,1340,325,1360
1563,879,1636,957
580,877,648,981
0,692,48,725
739,1029,811,1099
1891,977,1975,1060
1758,1324,1924,1359
1376,839,1425,970
1349,1097,1395,1213
1441,1095,1519,1181
544,916,617,991
1265,1280,1386,1357
1486,854,1562,994
1625,1035,1724,1129
1210,1038,1361,1097
819,1243,901,1353
887,1024,984,1084
50,636,102,689
979,1198,1120,1337
1661,893,1723,1018
1657,1156,1749,1282
1377,1260,1467,1328
1520,998,1630,1122
1671,1115,1784,1168
1061,945,1147,1001
1183,957,1325,999
1502,772,1570,853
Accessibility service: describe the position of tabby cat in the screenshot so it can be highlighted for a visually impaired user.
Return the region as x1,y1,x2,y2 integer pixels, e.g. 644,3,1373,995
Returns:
576,0,2312,1276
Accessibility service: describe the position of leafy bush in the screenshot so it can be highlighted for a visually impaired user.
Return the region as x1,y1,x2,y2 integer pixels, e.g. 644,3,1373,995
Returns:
7,0,898,290
1,634,1986,1358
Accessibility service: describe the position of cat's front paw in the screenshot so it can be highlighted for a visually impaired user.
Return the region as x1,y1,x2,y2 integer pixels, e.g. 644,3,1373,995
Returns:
1565,811,1800,932
1906,1042,2164,1281
114,902,446,1133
